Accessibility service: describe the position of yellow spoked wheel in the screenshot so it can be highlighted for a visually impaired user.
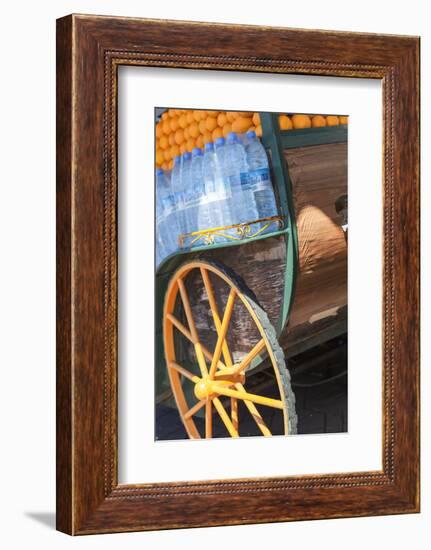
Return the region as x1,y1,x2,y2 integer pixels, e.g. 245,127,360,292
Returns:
163,260,297,438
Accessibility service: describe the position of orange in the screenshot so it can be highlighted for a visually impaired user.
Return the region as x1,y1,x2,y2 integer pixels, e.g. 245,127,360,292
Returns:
279,114,293,130
206,110,219,117
193,110,203,122
162,119,171,135
168,133,175,146
186,138,196,153
180,143,187,155
339,116,349,124
178,113,188,129
205,116,218,132
170,117,179,132
168,159,173,170
196,135,204,149
161,112,169,121
156,123,163,139
159,135,169,150
170,144,180,159
222,122,232,138
184,127,189,140
199,119,207,134
188,122,200,138
226,111,238,122
163,149,171,162
161,161,168,171
311,115,326,128
252,113,261,126
167,109,175,118
217,112,228,127
186,111,195,124
156,149,164,166
212,127,223,141
232,116,253,133
202,131,212,144
292,114,311,129
326,115,339,126
255,124,263,137
174,128,185,145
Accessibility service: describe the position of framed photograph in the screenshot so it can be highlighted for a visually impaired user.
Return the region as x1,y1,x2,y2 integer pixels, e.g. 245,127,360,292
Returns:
56,14,420,534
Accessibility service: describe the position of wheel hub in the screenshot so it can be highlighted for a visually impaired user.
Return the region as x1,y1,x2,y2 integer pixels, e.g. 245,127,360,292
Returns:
193,374,245,401
194,377,214,400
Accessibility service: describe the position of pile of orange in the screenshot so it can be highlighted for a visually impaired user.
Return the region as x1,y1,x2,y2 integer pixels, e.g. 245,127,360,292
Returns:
279,113,348,130
156,109,348,170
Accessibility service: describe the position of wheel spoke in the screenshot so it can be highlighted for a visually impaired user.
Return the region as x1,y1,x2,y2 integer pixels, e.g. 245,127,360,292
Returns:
168,362,199,383
212,397,239,437
167,313,227,371
166,313,195,344
177,278,208,377
234,383,271,436
184,399,206,420
201,345,226,372
208,289,236,378
200,267,233,369
205,400,212,438
194,344,209,378
212,384,284,410
232,338,266,375
177,278,199,341
231,398,238,431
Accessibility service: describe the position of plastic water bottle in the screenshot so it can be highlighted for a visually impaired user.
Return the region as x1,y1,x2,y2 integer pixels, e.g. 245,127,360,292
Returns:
201,142,232,242
157,168,179,257
180,151,194,233
224,132,259,225
155,168,179,263
189,147,205,235
244,131,278,224
171,155,185,237
214,136,227,168
155,168,168,266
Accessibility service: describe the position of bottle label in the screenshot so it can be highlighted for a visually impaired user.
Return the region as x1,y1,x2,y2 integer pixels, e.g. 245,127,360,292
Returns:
239,171,251,188
174,191,185,208
247,167,270,189
162,194,176,214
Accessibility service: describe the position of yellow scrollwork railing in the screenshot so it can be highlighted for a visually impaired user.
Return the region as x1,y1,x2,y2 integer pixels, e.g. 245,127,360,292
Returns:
178,216,283,248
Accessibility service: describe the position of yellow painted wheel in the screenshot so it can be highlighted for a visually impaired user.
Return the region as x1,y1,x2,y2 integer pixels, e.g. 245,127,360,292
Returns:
163,260,297,438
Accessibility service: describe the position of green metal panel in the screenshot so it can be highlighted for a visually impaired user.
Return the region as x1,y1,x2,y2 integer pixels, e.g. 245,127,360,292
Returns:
281,125,347,149
260,112,299,337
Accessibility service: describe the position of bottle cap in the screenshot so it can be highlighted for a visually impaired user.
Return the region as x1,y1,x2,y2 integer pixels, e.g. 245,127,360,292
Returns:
246,130,257,139
215,137,225,146
156,168,164,176
174,155,181,164
227,132,238,143
183,152,192,160
204,142,214,151
192,147,203,156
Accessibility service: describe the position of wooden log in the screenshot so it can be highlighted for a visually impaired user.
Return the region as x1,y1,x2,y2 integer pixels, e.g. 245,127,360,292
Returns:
282,142,347,341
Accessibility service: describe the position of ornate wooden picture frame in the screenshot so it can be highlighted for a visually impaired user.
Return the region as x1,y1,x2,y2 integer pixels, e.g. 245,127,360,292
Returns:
56,14,420,534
